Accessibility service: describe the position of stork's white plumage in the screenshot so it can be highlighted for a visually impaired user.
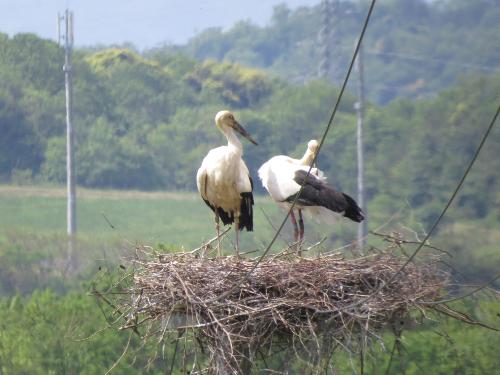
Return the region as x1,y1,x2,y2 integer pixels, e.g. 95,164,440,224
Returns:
258,140,364,247
196,110,258,256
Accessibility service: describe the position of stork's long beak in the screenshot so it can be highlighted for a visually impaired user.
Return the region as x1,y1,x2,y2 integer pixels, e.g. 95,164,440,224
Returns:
232,120,258,145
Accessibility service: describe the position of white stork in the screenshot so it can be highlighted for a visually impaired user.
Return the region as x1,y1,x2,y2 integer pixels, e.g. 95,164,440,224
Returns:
196,110,258,256
258,139,364,247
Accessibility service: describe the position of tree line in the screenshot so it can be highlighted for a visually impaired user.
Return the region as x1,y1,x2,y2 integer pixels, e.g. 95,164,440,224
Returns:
171,0,500,104
1,32,499,227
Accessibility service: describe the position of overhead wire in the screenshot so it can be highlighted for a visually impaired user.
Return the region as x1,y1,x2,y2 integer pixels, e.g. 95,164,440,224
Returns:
335,44,500,72
199,0,499,308
192,0,379,305
237,0,378,275
334,103,499,313
381,104,499,286
240,21,500,316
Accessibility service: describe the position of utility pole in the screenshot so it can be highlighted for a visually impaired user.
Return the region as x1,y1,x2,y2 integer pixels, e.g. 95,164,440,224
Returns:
355,40,367,251
59,10,76,264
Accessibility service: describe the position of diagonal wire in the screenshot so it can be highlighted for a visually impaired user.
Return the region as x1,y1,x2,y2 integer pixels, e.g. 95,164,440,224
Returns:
337,103,499,312
247,0,378,266
423,271,500,305
382,104,499,286
191,0,379,305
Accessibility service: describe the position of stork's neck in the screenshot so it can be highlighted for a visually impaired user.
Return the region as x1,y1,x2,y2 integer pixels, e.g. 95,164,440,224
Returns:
224,128,243,153
299,149,315,165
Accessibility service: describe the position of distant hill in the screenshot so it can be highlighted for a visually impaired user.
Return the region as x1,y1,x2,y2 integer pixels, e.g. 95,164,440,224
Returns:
156,0,500,104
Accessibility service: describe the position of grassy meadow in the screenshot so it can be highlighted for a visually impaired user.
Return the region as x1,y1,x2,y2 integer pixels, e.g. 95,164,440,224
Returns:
1,186,213,247
0,185,359,253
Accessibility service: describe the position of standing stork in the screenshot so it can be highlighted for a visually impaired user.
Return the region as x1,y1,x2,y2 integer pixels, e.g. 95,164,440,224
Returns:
197,110,258,257
258,139,364,249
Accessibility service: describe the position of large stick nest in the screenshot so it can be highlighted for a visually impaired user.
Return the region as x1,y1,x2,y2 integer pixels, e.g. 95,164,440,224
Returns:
110,244,447,373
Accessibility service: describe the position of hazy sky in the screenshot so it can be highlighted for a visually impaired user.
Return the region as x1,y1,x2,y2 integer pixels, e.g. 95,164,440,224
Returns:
0,0,320,48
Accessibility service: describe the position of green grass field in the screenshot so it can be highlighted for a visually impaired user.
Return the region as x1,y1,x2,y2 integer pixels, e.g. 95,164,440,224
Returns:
0,185,343,252
2,184,498,296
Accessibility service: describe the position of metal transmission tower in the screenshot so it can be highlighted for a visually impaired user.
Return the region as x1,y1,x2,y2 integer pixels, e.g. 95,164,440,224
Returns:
318,0,340,80
58,10,77,256
355,40,367,251
318,0,332,78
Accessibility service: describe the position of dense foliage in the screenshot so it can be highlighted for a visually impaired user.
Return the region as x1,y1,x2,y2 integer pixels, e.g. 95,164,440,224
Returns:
0,290,497,374
0,31,498,226
170,0,500,104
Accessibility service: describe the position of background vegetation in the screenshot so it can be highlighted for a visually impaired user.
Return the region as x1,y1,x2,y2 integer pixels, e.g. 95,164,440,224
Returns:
173,0,500,104
0,0,499,373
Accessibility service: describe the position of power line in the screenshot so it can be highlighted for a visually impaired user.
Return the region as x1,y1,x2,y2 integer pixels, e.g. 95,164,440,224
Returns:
366,49,500,72
384,104,499,285
193,0,379,306
335,44,500,73
338,103,499,312
295,45,499,97
255,0,377,267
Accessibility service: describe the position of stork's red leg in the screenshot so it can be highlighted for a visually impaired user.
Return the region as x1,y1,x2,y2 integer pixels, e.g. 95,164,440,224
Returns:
298,209,304,242
298,209,305,257
290,210,299,243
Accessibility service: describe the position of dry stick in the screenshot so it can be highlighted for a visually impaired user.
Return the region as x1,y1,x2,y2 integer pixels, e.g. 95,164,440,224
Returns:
104,331,132,375
102,212,116,229
92,287,141,336
305,237,327,254
73,326,113,342
371,231,452,257
432,305,499,331
100,212,141,250
359,346,364,375
190,227,231,254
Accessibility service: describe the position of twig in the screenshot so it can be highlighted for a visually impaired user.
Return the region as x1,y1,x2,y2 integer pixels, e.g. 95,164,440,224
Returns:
190,227,231,254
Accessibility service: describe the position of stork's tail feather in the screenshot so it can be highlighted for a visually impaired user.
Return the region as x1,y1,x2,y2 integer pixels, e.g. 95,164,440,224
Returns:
239,192,254,231
342,193,365,223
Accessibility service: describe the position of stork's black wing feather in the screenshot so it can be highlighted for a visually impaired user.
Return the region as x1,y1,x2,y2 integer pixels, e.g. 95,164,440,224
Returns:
202,198,234,226
285,170,364,223
239,176,254,231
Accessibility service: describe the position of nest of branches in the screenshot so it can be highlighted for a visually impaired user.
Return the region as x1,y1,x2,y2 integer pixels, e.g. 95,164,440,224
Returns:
104,241,448,374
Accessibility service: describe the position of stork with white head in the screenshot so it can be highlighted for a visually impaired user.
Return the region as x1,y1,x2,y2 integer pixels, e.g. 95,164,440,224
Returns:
258,139,364,251
196,110,258,256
